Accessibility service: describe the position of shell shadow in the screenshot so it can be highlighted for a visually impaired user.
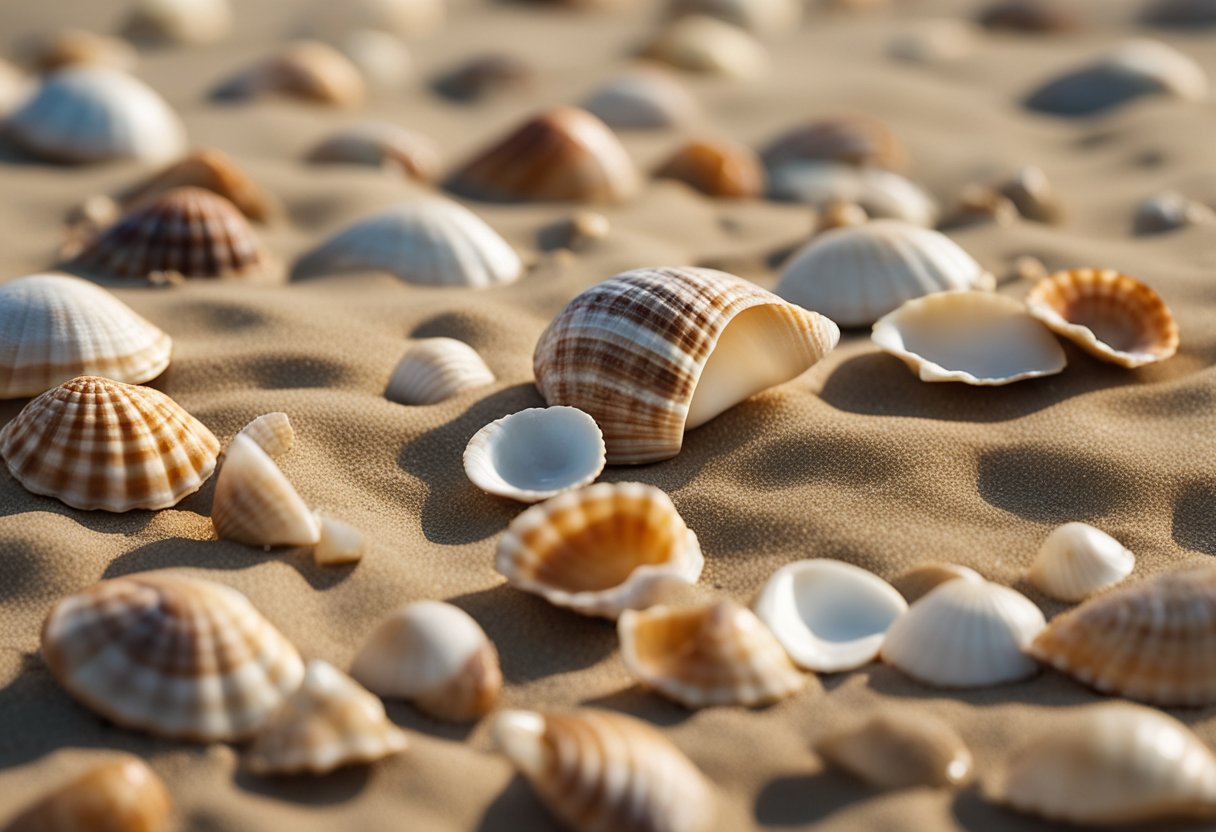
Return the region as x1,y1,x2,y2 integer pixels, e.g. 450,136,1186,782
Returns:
245,353,353,390
476,774,564,832
0,482,159,535
383,700,476,744
232,764,371,806
976,445,1136,523
729,430,908,491
579,686,695,728
862,663,1105,709
950,787,1072,832
1172,481,1216,556
754,770,871,827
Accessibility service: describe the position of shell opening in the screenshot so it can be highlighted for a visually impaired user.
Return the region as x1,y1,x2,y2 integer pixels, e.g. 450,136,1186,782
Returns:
490,412,603,491
787,568,899,643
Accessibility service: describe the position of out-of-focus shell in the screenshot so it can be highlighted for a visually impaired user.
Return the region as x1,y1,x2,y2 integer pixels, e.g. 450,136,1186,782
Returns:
533,267,839,464
464,407,605,503
754,560,907,673
24,29,138,74
666,0,801,34
581,68,699,130
306,0,445,39
41,573,304,741
305,122,440,183
0,376,218,511
816,200,868,232
237,412,294,457
212,434,321,548
1145,0,1216,26
654,139,765,199
432,54,532,102
768,163,937,226
211,41,365,107
996,165,1064,225
120,148,280,223
891,563,982,604
3,757,172,832
336,29,413,91
537,211,611,252
761,116,906,170
872,291,1067,385
887,19,977,64
643,15,769,79
313,515,366,566
350,600,502,722
385,338,494,405
881,578,1045,688
819,714,974,789
1025,268,1179,368
940,185,1018,230
496,482,704,619
123,0,232,44
1028,522,1134,602
1133,191,1216,234
0,59,29,117
492,709,715,832
977,0,1081,33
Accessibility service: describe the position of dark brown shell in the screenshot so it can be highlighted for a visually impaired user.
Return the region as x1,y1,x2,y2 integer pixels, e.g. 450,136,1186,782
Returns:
654,139,765,199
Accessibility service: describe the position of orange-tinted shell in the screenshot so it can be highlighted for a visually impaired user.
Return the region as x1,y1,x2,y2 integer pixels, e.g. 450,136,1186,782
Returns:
654,139,765,199
4,757,172,832
120,148,279,223
761,116,907,170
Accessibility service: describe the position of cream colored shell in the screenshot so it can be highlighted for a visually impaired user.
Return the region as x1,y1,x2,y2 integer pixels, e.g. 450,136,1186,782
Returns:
313,515,366,566
643,15,769,79
212,434,321,548
385,338,495,405
336,29,415,92
306,0,445,39
819,713,974,790
3,757,173,832
667,0,801,33
580,69,699,130
124,0,232,44
1028,522,1134,602
768,164,937,226
237,412,294,457
211,41,365,107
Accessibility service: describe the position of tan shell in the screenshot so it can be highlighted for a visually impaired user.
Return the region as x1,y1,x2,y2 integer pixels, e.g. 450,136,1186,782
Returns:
996,165,1064,225
41,573,304,741
0,376,218,512
211,41,365,107
1025,268,1179,368
313,515,366,566
385,338,495,406
533,266,839,464
761,116,907,170
667,0,801,33
306,123,441,183
1027,522,1134,602
237,412,294,458
580,68,699,130
123,0,232,44
120,148,280,223
24,29,138,74
977,1,1081,33
336,29,414,92
306,0,445,39
1133,191,1216,235
643,15,769,79
212,434,321,548
432,54,532,102
891,563,982,604
819,713,974,789
654,139,765,199
3,757,172,832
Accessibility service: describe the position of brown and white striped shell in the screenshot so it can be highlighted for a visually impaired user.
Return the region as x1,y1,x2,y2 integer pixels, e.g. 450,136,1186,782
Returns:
120,148,280,223
212,434,320,548
761,116,906,171
654,139,765,199
385,338,495,406
819,713,974,790
305,122,441,184
3,757,173,832
236,412,294,458
211,41,365,107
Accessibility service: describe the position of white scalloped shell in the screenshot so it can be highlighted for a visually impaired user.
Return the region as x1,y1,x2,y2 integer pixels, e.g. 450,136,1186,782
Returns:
464,407,605,503
1028,523,1134,602
384,338,494,405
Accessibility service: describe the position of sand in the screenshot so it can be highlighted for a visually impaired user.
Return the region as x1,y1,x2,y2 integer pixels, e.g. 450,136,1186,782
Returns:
2,0,1216,829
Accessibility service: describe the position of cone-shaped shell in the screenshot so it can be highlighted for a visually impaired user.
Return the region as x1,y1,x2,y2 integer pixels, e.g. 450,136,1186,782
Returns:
124,0,232,44
41,573,304,741
496,482,704,619
305,123,440,183
654,139,765,199
1025,268,1179,368
881,578,1045,688
581,69,699,130
0,376,218,511
464,407,605,503
892,563,982,604
533,267,840,464
448,107,639,204
492,709,716,832
761,116,906,171
120,148,279,223
643,15,769,79
819,713,974,790
3,757,172,832
667,0,801,33
1028,522,1134,602
211,41,365,107
385,338,495,405
212,434,321,548
25,29,139,74
767,163,936,226
350,600,502,722
237,412,294,458
0,273,172,398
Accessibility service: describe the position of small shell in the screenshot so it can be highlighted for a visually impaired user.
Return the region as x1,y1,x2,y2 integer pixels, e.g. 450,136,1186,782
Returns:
538,211,611,251
385,338,495,405
305,123,440,183
306,0,445,39
777,220,995,328
887,19,977,64
988,703,1216,824
872,291,1067,385
654,139,765,199
123,0,232,44
880,577,1046,688
761,116,907,171
643,15,769,79
891,563,982,605
492,709,715,832
0,376,219,512
211,41,365,107
534,267,839,464
3,757,172,832
580,68,699,130
350,600,502,722
819,714,974,790
237,412,294,457
0,59,29,117
313,515,366,566
247,660,409,776
212,434,321,548
996,165,1064,225
336,29,413,91
816,200,868,232
768,163,937,226
0,273,172,398
119,148,280,223
432,54,532,102
666,0,801,34
1133,191,1216,234
1028,522,1134,602
754,560,907,673
24,29,139,74
42,573,304,741
977,1,1081,33
1144,0,1216,26
940,185,1018,230
496,482,704,619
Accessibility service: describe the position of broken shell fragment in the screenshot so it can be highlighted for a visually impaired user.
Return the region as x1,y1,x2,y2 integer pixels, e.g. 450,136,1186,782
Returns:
237,412,294,458
211,41,365,107
1133,191,1216,234
768,163,937,226
1028,522,1134,602
3,757,172,832
305,123,441,183
581,68,699,130
819,713,974,790
313,515,365,566
643,15,769,79
385,338,495,405
761,116,906,171
123,0,233,44
212,434,321,548
24,29,138,74
119,148,280,223
654,138,765,199
891,563,982,605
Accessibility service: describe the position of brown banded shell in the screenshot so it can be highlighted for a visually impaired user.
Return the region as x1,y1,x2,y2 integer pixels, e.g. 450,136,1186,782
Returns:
236,412,294,457
643,15,769,79
212,434,321,548
24,29,138,74
305,123,441,184
654,139,765,199
819,714,974,790
120,148,279,223
3,757,172,832
761,116,906,171
211,41,365,107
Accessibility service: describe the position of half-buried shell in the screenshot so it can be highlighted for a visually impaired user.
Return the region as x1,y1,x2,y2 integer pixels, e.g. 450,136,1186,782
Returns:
767,163,937,226
3,757,173,832
212,434,321,548
385,338,495,405
237,412,294,458
119,148,280,223
211,41,365,107
23,29,139,74
305,122,441,183
643,15,769,79
819,713,974,790
580,68,699,130
654,138,765,199
1027,522,1134,602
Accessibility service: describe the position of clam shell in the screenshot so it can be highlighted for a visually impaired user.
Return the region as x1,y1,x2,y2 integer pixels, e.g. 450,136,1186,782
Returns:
1025,268,1179,368
305,122,440,183
666,0,801,33
496,482,704,619
3,757,172,832
891,562,982,604
120,148,280,223
336,29,414,91
1028,522,1134,602
350,600,502,722
212,434,321,548
247,660,409,776
24,29,139,74
581,68,699,130
533,266,839,464
306,0,445,39
385,338,495,405
41,572,304,741
1133,191,1216,234
654,138,765,199
5,66,185,164
313,515,366,566
977,1,1081,33
0,273,172,398
643,15,769,79
0,376,219,512
767,163,937,226
754,560,907,673
432,54,532,103
996,165,1064,225
123,0,232,44
819,713,974,790
761,116,907,170
880,578,1045,688
872,291,1067,385
211,41,365,107
492,709,715,832
237,412,294,458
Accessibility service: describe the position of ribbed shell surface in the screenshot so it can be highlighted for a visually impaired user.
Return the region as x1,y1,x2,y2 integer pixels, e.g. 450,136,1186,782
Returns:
385,338,495,405
211,434,320,547
236,411,294,457
1027,522,1134,602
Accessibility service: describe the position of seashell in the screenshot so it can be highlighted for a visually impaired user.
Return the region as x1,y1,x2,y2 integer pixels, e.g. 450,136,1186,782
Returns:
776,220,994,328
247,660,409,775
432,54,532,103
24,30,139,74
988,703,1216,824
237,412,294,457
768,163,937,226
819,713,974,790
643,15,769,79
447,106,639,204
1024,38,1207,116
313,515,366,566
119,148,280,223
618,599,807,707
211,41,365,107
464,407,605,503
0,59,29,118
3,757,172,832
654,138,765,199
940,185,1018,230
5,66,185,164
1,376,218,511
1025,268,1179,368
761,116,906,171
492,709,715,832
1029,564,1216,705
212,434,321,548
1144,0,1216,27
666,0,801,34
872,291,1067,385
385,338,495,405
977,1,1081,33
534,267,839,464
538,211,611,252
887,19,977,64
496,482,705,619
306,0,445,39
581,68,699,130
816,200,868,232
41,572,304,741
995,165,1064,225
350,600,502,722
1028,522,1134,602
1133,191,1216,234
891,563,982,605
754,560,907,673
123,0,232,44
0,273,172,398
294,197,522,287
336,29,413,91
305,122,440,184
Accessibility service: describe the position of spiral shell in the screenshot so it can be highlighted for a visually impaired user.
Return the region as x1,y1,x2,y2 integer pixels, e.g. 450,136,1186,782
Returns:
654,139,765,199
1027,522,1134,602
236,412,294,458
305,123,441,183
211,41,365,107
212,434,321,548
3,757,172,832
581,68,699,130
761,116,906,170
385,338,495,405
120,148,280,223
123,0,232,44
819,713,974,790
643,15,769,79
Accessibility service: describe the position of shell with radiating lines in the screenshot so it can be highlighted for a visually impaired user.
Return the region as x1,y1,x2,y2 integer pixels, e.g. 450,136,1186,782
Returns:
237,412,294,458
580,68,699,130
211,41,365,107
655,138,765,199
306,122,441,183
385,338,495,406
819,713,974,790
1028,522,1134,602
643,15,769,79
212,434,320,548
120,148,279,223
3,757,173,832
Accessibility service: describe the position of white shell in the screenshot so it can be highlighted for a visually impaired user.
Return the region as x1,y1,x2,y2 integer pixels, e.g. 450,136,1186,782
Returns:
313,515,365,566
384,338,494,405
124,0,233,44
643,15,769,79
1028,523,1134,602
463,407,605,503
0,59,30,117
580,69,699,130
754,560,907,673
768,163,938,227
211,434,321,548
237,412,294,457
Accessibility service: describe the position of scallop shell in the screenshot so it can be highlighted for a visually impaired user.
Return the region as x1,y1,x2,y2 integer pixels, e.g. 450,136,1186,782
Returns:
819,713,974,790
120,148,280,223
247,660,409,776
643,15,769,79
988,703,1216,824
350,600,502,722
996,165,1064,225
1133,191,1216,234
666,0,801,33
25,29,139,74
432,54,532,102
211,41,365,107
384,338,495,405
1145,0,1216,26
447,106,639,204
212,434,321,548
767,163,937,226
776,220,994,328
306,0,445,39
5,66,185,164
754,560,907,673
492,709,716,832
0,376,218,512
3,757,172,832
123,0,232,44
1025,268,1179,368
977,1,1081,33
887,19,977,64
313,515,366,566
0,273,172,398
880,577,1045,688
872,291,1067,385
42,573,304,741
760,116,907,171
1028,522,1134,602
581,68,699,130
305,123,440,183
336,29,414,91
533,266,839,464
891,562,982,604
654,139,765,199
237,412,294,458
496,482,704,619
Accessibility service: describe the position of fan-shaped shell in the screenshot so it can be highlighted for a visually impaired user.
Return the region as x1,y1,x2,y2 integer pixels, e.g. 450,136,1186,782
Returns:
212,434,320,548
120,148,279,223
977,1,1081,33
0,376,218,511
3,757,172,832
761,116,906,171
432,54,532,102
305,123,440,183
42,573,304,741
25,30,139,74
768,163,937,226
581,68,699,130
0,273,172,398
237,412,294,458
880,578,1045,688
533,266,839,464
891,563,982,604
1028,522,1134,602
667,0,800,32
819,713,974,790
385,338,495,405
496,482,704,619
1133,191,1216,234
124,0,232,44
643,15,769,79
211,41,365,107
492,709,716,832
350,600,502,722
655,139,765,199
